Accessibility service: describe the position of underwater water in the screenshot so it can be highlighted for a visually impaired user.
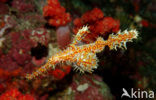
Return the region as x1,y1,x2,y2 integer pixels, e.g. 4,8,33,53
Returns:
0,0,156,100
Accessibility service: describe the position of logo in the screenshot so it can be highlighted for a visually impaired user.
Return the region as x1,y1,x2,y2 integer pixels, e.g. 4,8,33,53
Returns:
121,88,154,99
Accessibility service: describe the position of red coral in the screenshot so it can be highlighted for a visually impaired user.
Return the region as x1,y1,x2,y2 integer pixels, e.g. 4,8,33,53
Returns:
73,8,120,43
81,8,104,24
49,69,65,80
0,32,33,73
0,54,20,71
0,88,22,99
18,94,35,100
8,32,32,66
43,0,71,27
0,68,22,79
48,65,71,80
0,84,5,93
0,27,50,76
95,17,120,34
0,68,22,92
0,31,34,72
0,88,35,100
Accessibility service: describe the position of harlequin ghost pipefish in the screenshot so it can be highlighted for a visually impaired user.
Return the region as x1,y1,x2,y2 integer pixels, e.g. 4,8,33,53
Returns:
26,26,139,80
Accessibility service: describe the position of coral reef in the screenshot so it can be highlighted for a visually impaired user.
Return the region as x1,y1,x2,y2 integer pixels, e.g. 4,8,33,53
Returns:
73,8,120,43
43,0,71,27
0,88,35,100
48,65,71,80
0,0,155,99
0,30,47,71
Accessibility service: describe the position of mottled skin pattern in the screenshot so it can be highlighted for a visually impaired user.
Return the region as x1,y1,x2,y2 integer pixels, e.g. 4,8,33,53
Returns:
26,26,138,80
